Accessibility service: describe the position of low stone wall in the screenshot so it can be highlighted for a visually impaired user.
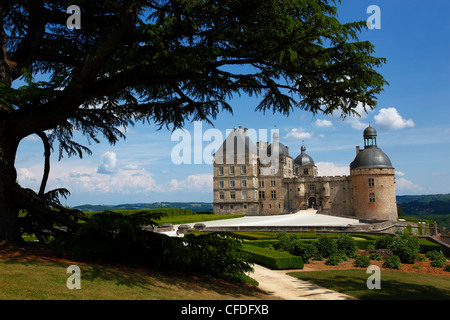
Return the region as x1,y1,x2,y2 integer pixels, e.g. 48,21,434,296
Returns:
200,220,438,236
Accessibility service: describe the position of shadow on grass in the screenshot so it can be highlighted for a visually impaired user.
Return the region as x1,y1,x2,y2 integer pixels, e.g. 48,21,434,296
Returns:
0,256,265,299
289,270,450,300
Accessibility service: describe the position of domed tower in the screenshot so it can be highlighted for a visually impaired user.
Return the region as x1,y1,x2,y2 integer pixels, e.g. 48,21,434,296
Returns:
294,143,317,177
350,125,397,221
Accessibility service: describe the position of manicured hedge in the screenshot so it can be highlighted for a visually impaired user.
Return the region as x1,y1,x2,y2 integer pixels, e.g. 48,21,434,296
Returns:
243,244,303,270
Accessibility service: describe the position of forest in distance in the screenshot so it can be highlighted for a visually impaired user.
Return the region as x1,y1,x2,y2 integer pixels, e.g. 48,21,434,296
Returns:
73,194,450,229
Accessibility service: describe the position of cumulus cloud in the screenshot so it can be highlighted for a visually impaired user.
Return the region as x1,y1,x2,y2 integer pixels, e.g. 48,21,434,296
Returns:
97,151,118,174
396,177,423,192
284,128,313,140
316,162,350,177
374,108,415,130
168,174,213,193
315,119,333,128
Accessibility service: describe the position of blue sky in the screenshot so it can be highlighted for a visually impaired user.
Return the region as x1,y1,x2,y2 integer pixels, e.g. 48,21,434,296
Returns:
15,0,450,206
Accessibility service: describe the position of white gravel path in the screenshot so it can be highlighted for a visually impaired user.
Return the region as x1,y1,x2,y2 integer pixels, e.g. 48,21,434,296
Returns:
250,264,357,300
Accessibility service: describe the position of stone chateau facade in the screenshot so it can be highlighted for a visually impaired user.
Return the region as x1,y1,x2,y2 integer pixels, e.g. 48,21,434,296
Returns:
212,125,398,221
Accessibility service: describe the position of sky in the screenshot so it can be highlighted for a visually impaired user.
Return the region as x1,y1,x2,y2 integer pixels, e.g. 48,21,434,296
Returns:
14,0,450,206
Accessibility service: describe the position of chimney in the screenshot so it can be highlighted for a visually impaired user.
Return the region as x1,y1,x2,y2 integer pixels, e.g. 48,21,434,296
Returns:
356,146,360,155
244,128,248,136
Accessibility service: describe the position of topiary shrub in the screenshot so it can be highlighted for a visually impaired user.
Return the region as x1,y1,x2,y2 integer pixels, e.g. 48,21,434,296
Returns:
389,234,420,264
325,253,345,266
374,235,394,249
313,234,338,258
289,240,318,263
337,234,358,258
383,255,402,270
369,252,382,261
354,254,371,268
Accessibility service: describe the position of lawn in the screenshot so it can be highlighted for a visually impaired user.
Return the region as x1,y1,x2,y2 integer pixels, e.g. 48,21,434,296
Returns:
288,269,450,300
0,255,269,300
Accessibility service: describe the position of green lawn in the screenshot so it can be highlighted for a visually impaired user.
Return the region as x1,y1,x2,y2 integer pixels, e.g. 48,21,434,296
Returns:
0,257,268,300
288,270,450,300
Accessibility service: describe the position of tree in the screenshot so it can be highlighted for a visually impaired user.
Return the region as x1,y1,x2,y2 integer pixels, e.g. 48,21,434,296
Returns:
0,0,387,245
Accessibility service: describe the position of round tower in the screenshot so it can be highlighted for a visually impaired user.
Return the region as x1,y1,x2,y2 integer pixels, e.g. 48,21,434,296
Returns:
350,125,397,221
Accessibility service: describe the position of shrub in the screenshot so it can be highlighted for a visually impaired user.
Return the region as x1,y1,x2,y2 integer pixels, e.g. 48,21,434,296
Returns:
389,234,420,264
430,259,446,268
425,250,446,261
374,235,394,249
337,234,358,258
325,254,345,266
383,255,402,270
243,244,303,270
313,234,338,258
289,241,318,263
354,254,371,268
444,264,450,272
273,232,299,252
369,252,382,261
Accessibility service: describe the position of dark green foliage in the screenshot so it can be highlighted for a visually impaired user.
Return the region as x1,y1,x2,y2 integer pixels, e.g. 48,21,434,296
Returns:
51,212,252,281
273,232,318,263
426,250,447,268
313,234,338,258
444,264,450,272
336,234,358,258
325,253,346,266
425,250,446,261
369,252,382,261
390,234,420,264
374,235,394,249
383,255,402,270
354,254,371,268
243,244,303,270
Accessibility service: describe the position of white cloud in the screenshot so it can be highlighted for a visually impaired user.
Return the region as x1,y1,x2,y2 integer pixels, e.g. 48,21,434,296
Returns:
17,168,37,182
315,119,333,128
374,108,415,130
316,162,350,177
395,171,406,176
168,174,213,193
284,128,313,140
396,177,423,192
97,151,118,174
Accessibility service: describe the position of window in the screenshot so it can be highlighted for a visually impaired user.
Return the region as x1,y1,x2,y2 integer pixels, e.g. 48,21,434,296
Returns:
271,190,276,199
309,184,315,191
242,191,247,200
241,178,247,187
220,205,223,209
219,192,224,200
230,165,235,174
218,166,223,175
219,179,224,188
229,179,235,187
270,179,276,187
230,191,235,199
259,180,265,188
259,191,265,199
369,193,375,203
304,168,309,175
241,165,246,174
244,204,247,209
368,178,375,187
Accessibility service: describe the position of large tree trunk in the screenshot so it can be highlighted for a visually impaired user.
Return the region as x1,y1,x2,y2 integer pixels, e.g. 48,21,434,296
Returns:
0,122,24,245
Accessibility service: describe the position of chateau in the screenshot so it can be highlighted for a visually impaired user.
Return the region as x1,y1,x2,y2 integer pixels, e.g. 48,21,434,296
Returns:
212,125,398,221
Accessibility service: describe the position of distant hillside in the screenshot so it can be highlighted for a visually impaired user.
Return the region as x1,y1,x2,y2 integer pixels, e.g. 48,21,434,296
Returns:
74,202,213,212
396,194,450,230
396,194,450,215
